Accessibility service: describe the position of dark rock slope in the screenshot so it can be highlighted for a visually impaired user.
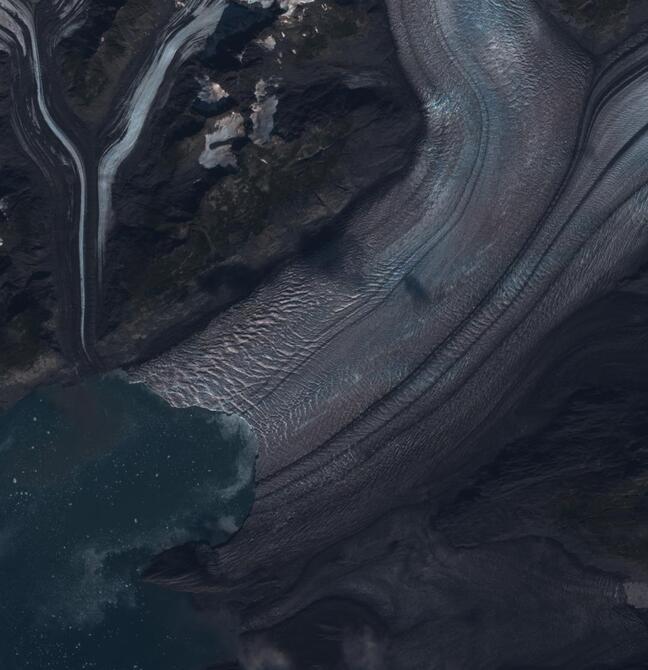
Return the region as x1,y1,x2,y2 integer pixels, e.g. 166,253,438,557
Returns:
96,0,421,364
0,52,66,400
0,0,422,399
539,0,648,52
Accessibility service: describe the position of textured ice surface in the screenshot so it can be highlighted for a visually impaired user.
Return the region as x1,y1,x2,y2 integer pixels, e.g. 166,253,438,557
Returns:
134,0,648,601
135,0,613,575
3,0,648,665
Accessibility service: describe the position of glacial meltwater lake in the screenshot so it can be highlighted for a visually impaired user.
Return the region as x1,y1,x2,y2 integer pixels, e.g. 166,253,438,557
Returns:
0,374,256,669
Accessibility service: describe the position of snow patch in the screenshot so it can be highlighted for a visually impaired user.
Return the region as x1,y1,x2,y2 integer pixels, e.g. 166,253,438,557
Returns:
197,75,229,104
279,0,315,18
237,0,275,7
236,0,314,18
257,34,277,50
251,79,278,145
199,111,245,169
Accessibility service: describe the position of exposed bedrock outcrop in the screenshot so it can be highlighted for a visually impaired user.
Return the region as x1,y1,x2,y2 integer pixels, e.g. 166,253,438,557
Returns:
0,0,422,395
0,61,57,370
539,0,648,53
96,0,422,365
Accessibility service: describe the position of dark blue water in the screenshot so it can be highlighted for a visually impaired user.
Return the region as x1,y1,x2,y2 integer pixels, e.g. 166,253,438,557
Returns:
0,374,256,670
